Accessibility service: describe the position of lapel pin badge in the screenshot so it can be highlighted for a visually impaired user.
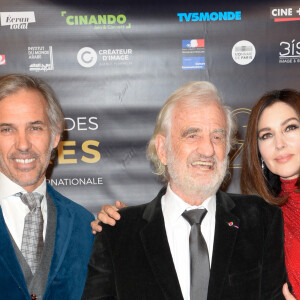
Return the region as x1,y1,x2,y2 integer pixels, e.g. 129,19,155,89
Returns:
227,221,239,229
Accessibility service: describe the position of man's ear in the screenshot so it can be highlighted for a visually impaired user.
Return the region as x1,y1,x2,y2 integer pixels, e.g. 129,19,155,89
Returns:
155,134,167,165
52,133,61,149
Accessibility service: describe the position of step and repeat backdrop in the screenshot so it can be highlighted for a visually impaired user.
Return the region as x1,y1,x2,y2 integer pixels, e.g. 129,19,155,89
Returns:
0,0,299,214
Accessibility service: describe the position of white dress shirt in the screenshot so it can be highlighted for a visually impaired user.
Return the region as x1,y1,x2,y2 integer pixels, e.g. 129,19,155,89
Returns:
0,172,48,250
161,184,216,300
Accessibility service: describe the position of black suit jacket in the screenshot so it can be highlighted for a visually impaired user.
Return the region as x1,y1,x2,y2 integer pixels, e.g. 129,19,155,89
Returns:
82,188,287,300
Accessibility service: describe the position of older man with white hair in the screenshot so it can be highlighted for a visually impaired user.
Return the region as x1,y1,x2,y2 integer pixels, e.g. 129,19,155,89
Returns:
83,81,287,299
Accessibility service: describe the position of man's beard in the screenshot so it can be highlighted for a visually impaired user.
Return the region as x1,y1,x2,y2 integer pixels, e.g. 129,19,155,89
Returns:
166,150,228,200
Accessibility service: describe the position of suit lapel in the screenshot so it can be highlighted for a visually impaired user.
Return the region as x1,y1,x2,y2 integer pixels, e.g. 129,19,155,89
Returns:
0,208,29,297
46,185,74,284
140,188,184,300
208,191,240,299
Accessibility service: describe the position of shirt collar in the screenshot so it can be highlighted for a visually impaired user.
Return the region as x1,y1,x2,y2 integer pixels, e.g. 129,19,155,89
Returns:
163,184,216,227
0,172,47,201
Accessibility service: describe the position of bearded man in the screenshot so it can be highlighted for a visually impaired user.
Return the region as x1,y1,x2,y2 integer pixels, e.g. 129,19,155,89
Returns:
82,81,286,300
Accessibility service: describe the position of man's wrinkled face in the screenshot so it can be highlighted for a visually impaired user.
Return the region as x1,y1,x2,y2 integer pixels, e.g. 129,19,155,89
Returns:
0,89,60,192
156,99,228,199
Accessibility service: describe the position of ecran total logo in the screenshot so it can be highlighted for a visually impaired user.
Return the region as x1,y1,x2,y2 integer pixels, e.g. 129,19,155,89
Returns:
0,11,35,29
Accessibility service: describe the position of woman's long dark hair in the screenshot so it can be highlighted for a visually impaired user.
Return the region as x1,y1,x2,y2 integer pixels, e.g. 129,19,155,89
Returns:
241,89,300,206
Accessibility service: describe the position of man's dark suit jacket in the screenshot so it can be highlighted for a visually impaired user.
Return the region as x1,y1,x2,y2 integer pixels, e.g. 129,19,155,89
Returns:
82,187,287,300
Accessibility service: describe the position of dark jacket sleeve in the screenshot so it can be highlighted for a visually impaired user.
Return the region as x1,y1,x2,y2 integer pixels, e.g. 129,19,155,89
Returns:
261,206,286,299
81,228,117,300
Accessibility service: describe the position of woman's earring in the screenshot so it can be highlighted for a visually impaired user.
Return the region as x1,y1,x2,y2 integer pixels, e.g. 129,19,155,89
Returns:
261,159,265,170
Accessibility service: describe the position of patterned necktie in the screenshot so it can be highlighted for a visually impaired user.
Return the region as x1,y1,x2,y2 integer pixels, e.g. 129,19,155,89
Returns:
20,192,44,274
182,208,210,300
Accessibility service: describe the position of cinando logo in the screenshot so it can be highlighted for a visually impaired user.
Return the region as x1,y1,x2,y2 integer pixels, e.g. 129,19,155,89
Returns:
77,47,97,68
61,11,131,30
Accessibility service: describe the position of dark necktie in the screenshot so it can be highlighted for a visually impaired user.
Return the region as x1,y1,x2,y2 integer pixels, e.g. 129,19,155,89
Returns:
182,208,210,300
20,192,44,274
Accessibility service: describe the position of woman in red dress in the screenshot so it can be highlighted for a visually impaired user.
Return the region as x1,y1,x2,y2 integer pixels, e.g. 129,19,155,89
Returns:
241,89,300,299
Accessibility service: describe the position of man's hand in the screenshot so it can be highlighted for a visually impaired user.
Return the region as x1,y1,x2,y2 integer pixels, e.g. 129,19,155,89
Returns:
91,201,127,234
283,283,295,300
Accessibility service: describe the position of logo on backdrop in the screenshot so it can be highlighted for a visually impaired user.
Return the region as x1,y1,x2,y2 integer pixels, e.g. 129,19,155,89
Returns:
77,47,133,68
77,47,98,68
28,46,54,72
270,7,300,22
61,11,131,30
232,40,256,65
0,54,6,65
0,11,35,29
182,39,205,70
98,48,132,65
182,39,205,51
279,39,300,63
177,11,241,22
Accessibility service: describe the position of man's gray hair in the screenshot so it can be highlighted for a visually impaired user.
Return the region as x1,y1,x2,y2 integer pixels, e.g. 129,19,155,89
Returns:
146,81,237,181
0,74,65,136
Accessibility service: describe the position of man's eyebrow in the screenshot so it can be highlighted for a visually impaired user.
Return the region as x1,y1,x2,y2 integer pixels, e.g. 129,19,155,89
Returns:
212,128,226,135
29,120,46,125
182,127,200,137
0,121,46,127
